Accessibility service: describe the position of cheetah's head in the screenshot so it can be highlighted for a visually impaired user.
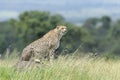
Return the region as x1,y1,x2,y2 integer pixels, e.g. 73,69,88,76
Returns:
56,25,67,36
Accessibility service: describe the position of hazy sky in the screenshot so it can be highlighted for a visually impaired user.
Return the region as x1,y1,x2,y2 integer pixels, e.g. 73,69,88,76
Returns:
0,0,120,22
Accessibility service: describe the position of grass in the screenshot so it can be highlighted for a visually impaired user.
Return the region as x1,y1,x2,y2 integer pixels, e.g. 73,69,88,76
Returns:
0,56,120,80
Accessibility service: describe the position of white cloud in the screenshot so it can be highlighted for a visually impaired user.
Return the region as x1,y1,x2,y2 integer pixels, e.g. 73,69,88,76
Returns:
56,7,120,21
0,0,67,6
78,0,120,4
0,11,19,21
28,0,66,5
103,0,120,4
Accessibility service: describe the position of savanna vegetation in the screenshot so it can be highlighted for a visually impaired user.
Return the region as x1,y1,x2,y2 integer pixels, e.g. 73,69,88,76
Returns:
0,11,120,58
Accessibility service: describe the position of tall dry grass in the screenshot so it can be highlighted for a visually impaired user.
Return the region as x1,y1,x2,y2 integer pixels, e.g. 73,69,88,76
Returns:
0,55,120,80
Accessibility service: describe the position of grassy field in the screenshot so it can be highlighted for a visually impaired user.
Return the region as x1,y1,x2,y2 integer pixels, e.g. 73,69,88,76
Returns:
0,56,120,80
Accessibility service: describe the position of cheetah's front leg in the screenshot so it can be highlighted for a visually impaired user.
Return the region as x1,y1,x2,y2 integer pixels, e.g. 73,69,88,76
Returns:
49,49,55,64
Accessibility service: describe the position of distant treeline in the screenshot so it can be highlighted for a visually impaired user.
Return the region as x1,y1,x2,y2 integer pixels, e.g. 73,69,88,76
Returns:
0,11,120,58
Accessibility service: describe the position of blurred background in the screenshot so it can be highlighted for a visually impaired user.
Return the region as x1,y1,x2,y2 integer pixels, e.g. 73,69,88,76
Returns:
0,0,120,59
